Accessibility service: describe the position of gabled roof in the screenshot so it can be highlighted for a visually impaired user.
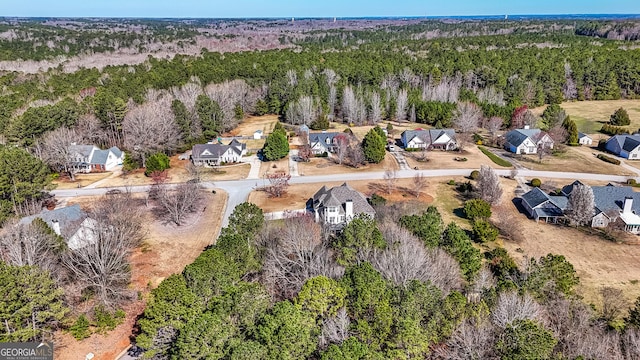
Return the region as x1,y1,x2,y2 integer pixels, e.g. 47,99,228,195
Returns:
69,144,97,157
89,149,110,165
402,129,456,146
312,183,375,217
578,132,591,140
561,180,585,197
19,204,87,238
607,134,640,153
592,186,639,214
505,128,545,147
192,140,245,160
521,187,551,209
309,132,340,144
108,146,123,158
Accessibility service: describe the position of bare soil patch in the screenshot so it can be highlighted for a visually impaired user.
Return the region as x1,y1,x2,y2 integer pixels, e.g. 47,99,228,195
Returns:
328,120,424,140
54,191,228,360
405,146,494,171
225,114,278,137
298,153,398,176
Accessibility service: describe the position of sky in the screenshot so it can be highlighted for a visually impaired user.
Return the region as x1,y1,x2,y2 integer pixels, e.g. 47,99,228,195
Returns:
3,0,640,18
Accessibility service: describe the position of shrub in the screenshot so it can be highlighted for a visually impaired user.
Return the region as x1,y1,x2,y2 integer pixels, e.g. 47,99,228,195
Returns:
463,199,492,220
478,146,512,167
456,181,473,194
472,219,499,243
368,193,387,206
316,152,328,158
447,180,456,185
470,170,480,180
145,153,170,176
123,153,140,172
597,154,621,165
598,138,608,150
94,306,125,333
610,107,631,126
600,123,630,136
530,178,542,187
628,179,637,186
69,315,91,340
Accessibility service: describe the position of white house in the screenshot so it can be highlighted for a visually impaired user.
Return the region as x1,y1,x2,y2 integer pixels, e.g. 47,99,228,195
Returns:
254,130,263,140
504,128,554,155
605,134,640,160
311,183,376,227
69,145,124,173
578,132,593,146
309,132,341,155
191,139,247,166
400,129,458,150
19,204,98,250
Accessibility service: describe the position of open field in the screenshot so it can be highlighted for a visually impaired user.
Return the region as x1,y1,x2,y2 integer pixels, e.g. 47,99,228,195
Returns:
259,156,291,177
225,114,278,137
55,191,228,360
328,120,425,140
404,146,496,171
298,153,399,176
532,100,640,134
53,172,113,190
508,145,636,176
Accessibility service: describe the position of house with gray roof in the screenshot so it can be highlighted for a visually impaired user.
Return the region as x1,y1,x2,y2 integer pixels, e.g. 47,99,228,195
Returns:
521,180,640,233
19,204,98,250
504,128,554,155
605,134,640,160
400,129,457,151
311,183,375,227
191,139,247,166
70,144,124,173
578,132,593,146
309,132,341,155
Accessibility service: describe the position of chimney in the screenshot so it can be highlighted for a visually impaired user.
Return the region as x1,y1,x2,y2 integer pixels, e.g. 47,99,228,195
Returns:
524,125,530,130
624,197,634,214
345,200,353,220
51,220,61,235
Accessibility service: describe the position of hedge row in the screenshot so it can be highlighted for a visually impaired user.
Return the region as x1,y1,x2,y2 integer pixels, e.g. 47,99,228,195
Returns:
597,153,621,165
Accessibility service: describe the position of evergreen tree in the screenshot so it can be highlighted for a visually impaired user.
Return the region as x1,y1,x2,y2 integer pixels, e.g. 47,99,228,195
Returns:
563,116,579,144
262,130,289,161
610,107,631,126
362,128,386,163
196,94,223,139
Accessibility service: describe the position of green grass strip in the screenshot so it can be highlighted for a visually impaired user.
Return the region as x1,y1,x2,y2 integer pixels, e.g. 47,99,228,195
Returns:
478,146,512,167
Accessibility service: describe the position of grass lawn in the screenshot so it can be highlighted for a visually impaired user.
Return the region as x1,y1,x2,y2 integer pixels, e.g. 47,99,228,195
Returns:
53,172,113,189
532,99,640,134
478,146,513,167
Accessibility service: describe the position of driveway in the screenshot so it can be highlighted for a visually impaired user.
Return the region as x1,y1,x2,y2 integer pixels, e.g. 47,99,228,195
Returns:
244,155,262,179
390,149,410,170
288,149,300,177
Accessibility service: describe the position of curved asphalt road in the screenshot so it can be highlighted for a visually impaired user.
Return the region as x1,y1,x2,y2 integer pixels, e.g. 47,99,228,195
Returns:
53,168,636,230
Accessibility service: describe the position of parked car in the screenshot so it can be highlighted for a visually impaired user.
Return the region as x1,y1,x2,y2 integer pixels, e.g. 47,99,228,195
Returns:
105,189,122,195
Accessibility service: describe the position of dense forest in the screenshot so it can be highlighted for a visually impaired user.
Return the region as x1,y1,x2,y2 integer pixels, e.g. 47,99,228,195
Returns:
133,201,640,359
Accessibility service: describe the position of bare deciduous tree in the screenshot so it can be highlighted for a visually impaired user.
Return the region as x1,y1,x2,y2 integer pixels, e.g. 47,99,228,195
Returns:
411,173,427,198
623,328,640,360
262,215,344,299
63,193,144,306
422,76,461,103
36,127,82,180
493,206,524,243
601,287,627,324
264,172,291,198
319,307,350,349
486,117,504,144
369,91,382,124
286,96,318,125
0,221,62,274
372,221,462,293
491,291,542,329
75,114,107,147
334,133,350,165
383,169,398,195
454,102,482,133
395,89,408,122
157,182,203,226
436,320,496,360
563,62,578,100
477,86,505,106
477,165,503,205
123,95,180,167
565,183,595,226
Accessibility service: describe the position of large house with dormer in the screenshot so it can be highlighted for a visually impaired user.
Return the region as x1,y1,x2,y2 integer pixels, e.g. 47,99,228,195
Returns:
19,204,98,250
520,180,640,234
400,129,458,151
504,128,554,155
309,132,341,155
70,144,124,173
191,139,247,166
310,183,376,227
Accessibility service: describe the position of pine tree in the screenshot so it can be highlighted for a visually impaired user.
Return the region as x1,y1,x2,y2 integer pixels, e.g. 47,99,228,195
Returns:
362,128,386,163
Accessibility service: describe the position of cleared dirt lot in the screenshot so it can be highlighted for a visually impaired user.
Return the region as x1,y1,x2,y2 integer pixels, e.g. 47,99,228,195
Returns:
532,99,640,134
55,191,228,360
404,146,495,171
225,114,278,137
